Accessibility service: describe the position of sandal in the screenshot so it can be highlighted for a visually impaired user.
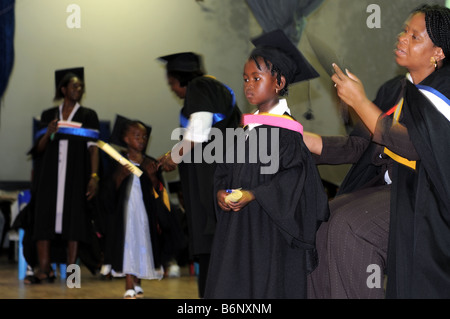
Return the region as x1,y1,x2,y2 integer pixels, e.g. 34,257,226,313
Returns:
24,275,40,285
134,285,144,298
123,289,136,299
24,272,56,284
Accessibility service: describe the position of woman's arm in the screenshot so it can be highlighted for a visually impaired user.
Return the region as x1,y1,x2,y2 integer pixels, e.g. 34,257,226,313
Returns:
331,64,382,134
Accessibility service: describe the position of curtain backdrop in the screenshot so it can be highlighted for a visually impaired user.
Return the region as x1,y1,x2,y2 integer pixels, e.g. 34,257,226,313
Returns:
246,0,324,44
0,0,15,102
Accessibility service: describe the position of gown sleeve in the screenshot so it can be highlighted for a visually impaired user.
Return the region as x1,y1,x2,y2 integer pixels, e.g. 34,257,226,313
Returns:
251,129,328,247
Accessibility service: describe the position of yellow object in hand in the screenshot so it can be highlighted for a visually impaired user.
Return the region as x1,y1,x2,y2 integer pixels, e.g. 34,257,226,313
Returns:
225,189,243,204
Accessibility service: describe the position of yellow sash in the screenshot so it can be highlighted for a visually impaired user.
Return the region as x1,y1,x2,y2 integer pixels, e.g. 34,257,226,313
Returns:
153,187,171,212
383,98,416,170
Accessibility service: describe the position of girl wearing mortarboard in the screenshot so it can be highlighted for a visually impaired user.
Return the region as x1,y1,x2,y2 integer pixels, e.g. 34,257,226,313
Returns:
204,30,329,299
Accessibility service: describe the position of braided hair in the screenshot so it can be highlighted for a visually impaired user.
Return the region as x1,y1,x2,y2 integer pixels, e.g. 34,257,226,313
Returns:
249,54,290,97
413,4,450,65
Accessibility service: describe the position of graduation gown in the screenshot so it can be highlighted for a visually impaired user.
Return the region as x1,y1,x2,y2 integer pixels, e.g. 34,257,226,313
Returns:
204,122,329,299
333,76,405,195
31,106,99,243
386,66,450,299
178,75,242,257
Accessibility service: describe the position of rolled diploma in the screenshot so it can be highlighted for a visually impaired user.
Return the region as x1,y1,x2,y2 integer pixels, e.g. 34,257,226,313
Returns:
97,140,143,177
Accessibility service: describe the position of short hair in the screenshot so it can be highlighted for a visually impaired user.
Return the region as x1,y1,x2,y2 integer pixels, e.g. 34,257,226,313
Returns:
53,73,84,101
121,120,146,141
167,70,204,87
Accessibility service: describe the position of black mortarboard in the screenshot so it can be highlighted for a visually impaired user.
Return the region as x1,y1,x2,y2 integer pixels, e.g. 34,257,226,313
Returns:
158,52,202,73
251,30,319,84
55,67,84,90
306,31,346,77
109,114,152,150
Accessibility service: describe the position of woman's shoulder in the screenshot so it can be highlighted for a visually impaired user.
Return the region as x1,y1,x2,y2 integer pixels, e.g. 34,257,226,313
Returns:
422,65,450,98
190,75,228,91
78,105,97,113
77,105,99,118
40,106,59,120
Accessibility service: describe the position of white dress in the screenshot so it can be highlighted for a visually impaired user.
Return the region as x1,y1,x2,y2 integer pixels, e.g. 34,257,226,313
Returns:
115,163,163,280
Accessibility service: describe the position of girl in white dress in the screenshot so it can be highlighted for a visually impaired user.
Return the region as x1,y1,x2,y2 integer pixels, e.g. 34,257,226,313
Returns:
111,121,163,299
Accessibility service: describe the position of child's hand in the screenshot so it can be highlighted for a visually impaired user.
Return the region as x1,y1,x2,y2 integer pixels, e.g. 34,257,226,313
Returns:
141,158,158,176
227,190,255,212
118,164,133,180
217,190,232,212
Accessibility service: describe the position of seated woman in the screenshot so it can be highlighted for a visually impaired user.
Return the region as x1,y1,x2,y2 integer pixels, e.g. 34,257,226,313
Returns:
306,4,450,299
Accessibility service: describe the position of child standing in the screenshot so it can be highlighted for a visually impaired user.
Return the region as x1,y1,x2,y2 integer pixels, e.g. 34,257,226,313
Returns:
204,30,330,299
108,120,164,299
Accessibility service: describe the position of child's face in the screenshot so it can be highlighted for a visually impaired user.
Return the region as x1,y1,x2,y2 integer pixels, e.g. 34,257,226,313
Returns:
124,124,148,152
243,57,280,110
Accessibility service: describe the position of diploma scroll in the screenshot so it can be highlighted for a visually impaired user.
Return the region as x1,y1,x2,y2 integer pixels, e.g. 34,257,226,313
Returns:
97,140,143,177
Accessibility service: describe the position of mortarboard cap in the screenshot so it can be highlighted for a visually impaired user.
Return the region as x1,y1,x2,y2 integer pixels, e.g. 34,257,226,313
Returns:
109,114,152,150
158,52,202,73
306,31,346,77
55,67,84,90
251,30,319,84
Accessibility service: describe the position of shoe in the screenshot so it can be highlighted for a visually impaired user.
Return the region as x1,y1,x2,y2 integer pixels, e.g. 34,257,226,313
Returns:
168,264,181,278
24,275,40,284
25,272,56,284
123,289,136,299
99,273,112,281
134,285,144,298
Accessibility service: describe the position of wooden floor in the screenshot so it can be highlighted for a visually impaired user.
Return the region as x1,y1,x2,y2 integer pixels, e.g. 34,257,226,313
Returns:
0,253,200,300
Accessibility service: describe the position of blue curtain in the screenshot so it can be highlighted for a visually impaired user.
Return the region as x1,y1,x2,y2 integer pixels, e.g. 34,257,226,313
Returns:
0,0,15,100
245,0,324,45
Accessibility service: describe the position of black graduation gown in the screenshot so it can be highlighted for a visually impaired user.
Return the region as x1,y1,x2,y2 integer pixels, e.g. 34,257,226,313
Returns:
386,66,450,299
204,124,329,299
178,76,242,257
31,106,99,244
107,156,163,273
335,76,405,196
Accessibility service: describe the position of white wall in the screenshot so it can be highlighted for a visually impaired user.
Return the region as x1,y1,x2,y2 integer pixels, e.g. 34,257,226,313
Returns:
0,0,251,182
2,0,445,186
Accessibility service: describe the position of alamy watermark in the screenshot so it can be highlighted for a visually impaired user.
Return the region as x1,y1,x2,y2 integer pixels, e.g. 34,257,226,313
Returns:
367,4,381,29
170,124,280,175
366,264,382,289
66,264,81,288
66,4,81,29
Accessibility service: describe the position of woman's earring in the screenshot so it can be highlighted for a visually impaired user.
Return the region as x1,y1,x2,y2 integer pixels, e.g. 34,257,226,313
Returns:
431,57,438,69
275,88,279,94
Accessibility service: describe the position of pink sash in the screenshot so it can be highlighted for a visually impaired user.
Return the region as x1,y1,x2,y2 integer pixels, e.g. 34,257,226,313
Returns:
242,113,303,135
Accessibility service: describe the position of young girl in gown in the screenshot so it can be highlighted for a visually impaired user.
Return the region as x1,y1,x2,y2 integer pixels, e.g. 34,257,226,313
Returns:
109,120,164,299
204,30,329,299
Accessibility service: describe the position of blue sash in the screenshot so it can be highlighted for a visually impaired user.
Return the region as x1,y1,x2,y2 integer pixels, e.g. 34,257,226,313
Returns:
416,84,450,122
34,127,100,141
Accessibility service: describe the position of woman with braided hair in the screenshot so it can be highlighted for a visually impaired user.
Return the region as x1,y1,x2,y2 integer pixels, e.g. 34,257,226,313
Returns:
307,4,450,299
